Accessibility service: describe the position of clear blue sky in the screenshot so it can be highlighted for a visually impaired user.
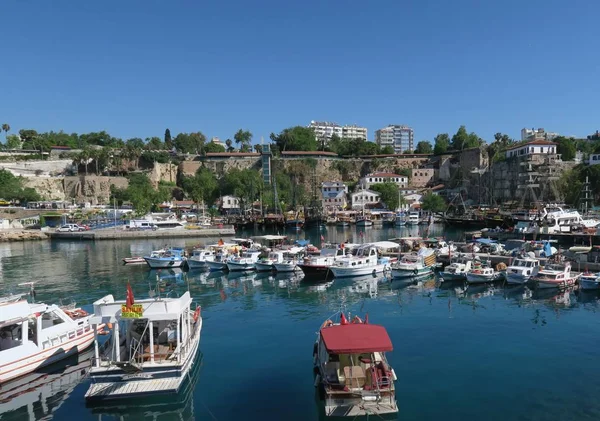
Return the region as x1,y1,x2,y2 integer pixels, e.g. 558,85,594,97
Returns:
1,0,598,144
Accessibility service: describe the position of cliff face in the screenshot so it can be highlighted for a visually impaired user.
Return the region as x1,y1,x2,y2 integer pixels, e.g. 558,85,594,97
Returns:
23,178,66,201
148,162,178,187
63,176,129,204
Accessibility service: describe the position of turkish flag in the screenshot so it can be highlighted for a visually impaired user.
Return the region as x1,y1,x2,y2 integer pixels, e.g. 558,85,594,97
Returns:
126,282,135,309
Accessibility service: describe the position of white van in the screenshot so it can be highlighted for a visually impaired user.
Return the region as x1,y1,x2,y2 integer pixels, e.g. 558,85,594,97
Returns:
127,220,158,230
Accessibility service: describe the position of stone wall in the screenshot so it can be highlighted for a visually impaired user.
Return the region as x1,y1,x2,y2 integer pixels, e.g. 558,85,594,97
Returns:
63,176,129,205
23,178,66,201
0,159,74,177
180,157,262,177
149,162,177,186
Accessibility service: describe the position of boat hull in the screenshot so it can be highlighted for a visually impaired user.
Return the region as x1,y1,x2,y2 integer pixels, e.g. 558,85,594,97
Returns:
297,264,333,279
440,271,467,282
330,264,385,278
144,257,185,269
391,267,433,280
187,259,209,270
356,221,373,227
535,277,578,289
273,263,297,273
466,273,497,284
506,273,531,285
579,277,600,290
123,257,145,265
254,262,275,272
226,261,255,271
205,261,228,272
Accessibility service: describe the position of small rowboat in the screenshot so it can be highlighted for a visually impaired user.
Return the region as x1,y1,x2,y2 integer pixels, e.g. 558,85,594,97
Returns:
122,256,146,265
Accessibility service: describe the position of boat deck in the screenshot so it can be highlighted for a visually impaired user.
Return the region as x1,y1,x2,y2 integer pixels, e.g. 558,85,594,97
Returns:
85,377,182,401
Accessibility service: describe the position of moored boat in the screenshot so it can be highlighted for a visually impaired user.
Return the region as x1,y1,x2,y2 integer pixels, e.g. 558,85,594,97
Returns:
390,248,436,280
123,256,146,265
329,245,390,278
143,247,186,269
406,211,420,226
313,313,398,417
465,260,503,284
298,247,348,279
187,248,216,270
533,263,579,289
439,255,472,282
273,247,305,273
505,257,540,285
578,272,600,290
226,250,262,271
254,251,284,272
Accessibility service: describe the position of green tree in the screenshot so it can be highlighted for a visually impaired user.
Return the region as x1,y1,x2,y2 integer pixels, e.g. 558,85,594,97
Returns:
126,137,145,150
254,144,263,153
415,141,433,154
450,125,483,150
234,129,253,152
421,192,446,212
380,145,395,154
270,126,318,152
555,136,577,161
112,173,169,215
204,142,226,153
371,183,400,210
182,166,218,206
433,133,450,155
1,123,10,144
225,139,234,152
173,132,206,154
6,134,21,149
19,129,39,150
164,128,173,150
0,169,41,203
145,137,164,150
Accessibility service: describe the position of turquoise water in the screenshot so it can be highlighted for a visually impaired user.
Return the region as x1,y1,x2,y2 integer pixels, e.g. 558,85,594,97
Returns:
2,225,600,420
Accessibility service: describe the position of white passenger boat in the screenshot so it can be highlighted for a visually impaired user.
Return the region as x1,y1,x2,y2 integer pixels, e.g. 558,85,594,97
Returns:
273,247,305,273
143,247,186,269
254,251,284,272
226,250,262,271
356,215,373,227
578,272,600,290
406,211,420,226
187,249,215,270
313,312,398,417
533,263,579,289
505,257,540,285
205,250,230,272
465,260,503,284
329,245,391,278
0,285,98,384
85,287,202,402
390,248,436,280
394,212,407,226
440,255,472,281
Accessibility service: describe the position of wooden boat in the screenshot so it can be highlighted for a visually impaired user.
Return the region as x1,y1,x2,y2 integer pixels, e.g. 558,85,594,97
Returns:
329,245,390,278
226,250,262,271
297,247,347,279
313,313,398,417
533,263,579,289
123,257,146,265
143,247,186,269
465,260,503,284
254,251,285,272
505,257,540,285
85,286,202,402
440,255,472,282
578,273,600,290
391,248,436,280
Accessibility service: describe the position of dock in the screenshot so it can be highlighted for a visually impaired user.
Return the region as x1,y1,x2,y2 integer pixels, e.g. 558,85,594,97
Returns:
85,377,182,400
47,226,236,241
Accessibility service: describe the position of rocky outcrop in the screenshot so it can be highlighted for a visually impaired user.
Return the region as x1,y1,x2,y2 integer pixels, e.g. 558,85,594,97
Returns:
63,176,129,204
149,163,178,187
23,178,66,201
0,229,47,242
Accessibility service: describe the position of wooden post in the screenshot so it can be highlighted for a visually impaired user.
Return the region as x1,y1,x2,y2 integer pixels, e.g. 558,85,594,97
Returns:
94,324,100,367
149,321,154,363
114,322,121,362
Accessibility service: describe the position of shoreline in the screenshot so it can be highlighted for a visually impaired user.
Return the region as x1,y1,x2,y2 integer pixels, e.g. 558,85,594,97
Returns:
47,226,236,241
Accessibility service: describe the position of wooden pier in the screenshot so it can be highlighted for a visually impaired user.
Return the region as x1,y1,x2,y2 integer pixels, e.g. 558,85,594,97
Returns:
47,226,236,241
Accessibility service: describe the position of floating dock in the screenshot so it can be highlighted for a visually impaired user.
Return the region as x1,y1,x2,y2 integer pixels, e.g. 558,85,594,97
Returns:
47,226,236,241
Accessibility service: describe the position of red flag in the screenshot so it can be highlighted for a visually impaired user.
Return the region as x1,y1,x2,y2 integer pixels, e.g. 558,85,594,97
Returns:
364,313,369,324
340,313,348,325
126,282,135,309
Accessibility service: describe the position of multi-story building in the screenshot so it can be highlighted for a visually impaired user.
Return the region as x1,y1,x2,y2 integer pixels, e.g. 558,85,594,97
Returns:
350,190,380,209
321,181,348,210
359,172,408,189
520,128,559,142
505,140,558,159
309,121,367,144
210,137,226,148
374,125,414,154
587,130,600,141
411,168,435,187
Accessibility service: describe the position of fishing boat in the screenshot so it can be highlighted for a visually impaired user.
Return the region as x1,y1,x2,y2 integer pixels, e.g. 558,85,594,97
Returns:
390,248,436,280
143,247,186,269
123,256,146,265
297,247,348,279
336,218,350,227
356,215,373,227
406,211,420,226
0,283,99,384
329,245,390,278
465,260,503,284
533,263,579,289
205,248,231,272
273,247,305,273
313,312,398,417
226,250,262,271
505,257,540,285
439,255,472,281
186,249,216,270
394,212,407,226
254,251,284,272
85,285,202,402
578,272,600,290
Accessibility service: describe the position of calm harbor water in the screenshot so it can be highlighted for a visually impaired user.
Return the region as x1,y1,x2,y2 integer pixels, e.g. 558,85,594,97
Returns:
2,224,600,421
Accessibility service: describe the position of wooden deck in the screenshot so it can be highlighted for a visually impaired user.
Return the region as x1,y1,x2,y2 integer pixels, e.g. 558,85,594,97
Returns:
48,226,236,241
85,377,182,400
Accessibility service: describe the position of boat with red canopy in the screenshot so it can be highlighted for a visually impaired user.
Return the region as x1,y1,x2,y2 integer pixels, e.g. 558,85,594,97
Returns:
313,312,398,417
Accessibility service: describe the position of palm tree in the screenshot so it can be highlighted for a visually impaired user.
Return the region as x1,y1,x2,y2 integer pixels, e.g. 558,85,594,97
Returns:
225,139,233,152
1,124,9,145
78,148,91,176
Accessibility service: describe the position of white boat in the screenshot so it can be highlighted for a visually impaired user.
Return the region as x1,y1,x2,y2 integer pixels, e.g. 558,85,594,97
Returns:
466,261,503,284
143,247,186,269
226,250,262,271
205,252,230,272
297,247,347,278
505,257,540,285
534,205,600,234
391,248,436,280
394,212,407,226
254,251,284,272
406,211,420,226
146,213,187,230
533,263,579,289
0,286,98,384
579,273,600,290
273,247,305,273
85,289,202,401
356,215,373,227
313,313,398,417
187,249,215,270
440,255,472,281
329,245,391,278
122,256,146,265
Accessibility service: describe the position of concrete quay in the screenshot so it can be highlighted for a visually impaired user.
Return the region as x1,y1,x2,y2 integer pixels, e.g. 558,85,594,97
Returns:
47,226,236,241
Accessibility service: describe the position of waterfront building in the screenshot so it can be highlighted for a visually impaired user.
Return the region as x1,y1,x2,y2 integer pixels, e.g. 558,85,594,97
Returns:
505,140,558,159
309,121,367,144
520,128,559,142
374,125,414,154
219,195,241,213
359,172,408,189
350,190,380,209
321,181,348,210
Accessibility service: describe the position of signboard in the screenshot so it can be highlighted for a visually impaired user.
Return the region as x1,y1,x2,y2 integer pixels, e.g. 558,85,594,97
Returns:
121,304,143,318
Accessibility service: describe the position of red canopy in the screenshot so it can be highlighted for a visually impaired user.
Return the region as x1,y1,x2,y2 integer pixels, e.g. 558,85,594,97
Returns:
320,323,393,354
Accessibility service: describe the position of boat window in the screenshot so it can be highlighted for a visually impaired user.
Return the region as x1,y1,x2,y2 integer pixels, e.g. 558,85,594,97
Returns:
0,323,23,350
42,311,65,329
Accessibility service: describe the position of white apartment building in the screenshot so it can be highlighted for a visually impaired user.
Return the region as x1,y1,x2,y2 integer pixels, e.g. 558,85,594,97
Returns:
309,121,367,143
589,154,600,166
520,128,559,142
350,190,380,209
219,195,241,211
359,172,408,189
210,137,226,148
374,125,414,154
321,181,348,210
505,140,558,159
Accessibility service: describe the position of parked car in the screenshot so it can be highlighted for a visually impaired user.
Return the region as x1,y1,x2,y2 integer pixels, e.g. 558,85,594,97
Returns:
56,224,85,232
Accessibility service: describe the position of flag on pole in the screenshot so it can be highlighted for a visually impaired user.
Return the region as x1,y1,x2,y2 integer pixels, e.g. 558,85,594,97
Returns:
126,282,135,310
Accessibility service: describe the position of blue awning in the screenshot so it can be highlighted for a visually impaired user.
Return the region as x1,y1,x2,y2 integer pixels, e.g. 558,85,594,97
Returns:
475,238,497,244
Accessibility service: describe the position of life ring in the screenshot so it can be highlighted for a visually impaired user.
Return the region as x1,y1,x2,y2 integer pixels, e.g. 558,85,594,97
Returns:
352,316,363,324
321,319,333,329
413,269,419,275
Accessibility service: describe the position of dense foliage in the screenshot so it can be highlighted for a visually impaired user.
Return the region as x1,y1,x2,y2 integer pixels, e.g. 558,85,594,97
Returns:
370,183,401,210
0,170,41,203
111,174,171,215
420,192,446,212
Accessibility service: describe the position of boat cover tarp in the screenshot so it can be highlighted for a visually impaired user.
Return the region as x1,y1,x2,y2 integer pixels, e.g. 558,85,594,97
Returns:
295,240,310,246
475,238,496,245
321,324,393,354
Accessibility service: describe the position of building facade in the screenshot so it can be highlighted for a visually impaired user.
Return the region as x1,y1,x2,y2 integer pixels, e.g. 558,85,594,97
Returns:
350,190,380,209
410,168,435,187
520,128,559,142
359,172,408,189
219,195,241,211
374,125,414,154
505,140,558,159
309,121,367,143
321,181,348,210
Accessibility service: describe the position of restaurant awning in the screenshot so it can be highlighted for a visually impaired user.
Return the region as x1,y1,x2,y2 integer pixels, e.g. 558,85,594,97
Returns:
321,323,393,354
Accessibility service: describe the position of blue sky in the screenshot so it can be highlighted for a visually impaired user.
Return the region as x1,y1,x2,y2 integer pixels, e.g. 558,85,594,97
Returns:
1,0,598,144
